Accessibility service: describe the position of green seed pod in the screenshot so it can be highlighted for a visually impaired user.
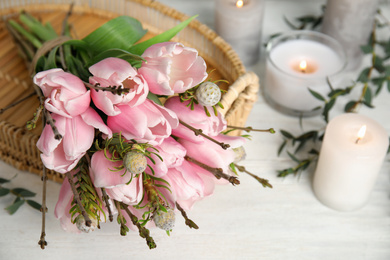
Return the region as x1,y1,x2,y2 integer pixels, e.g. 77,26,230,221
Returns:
153,208,175,231
195,82,221,107
75,215,98,233
123,151,147,175
233,146,246,163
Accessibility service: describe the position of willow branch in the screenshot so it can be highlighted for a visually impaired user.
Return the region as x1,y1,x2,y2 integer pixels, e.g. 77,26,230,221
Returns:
185,155,239,185
120,202,157,249
38,161,48,249
227,125,275,134
234,164,273,188
0,91,36,114
179,119,230,149
175,202,198,229
65,172,91,227
84,82,129,95
101,188,113,222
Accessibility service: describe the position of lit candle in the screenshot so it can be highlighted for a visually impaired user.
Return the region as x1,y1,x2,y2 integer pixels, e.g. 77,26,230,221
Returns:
313,114,389,211
322,0,379,70
215,0,265,66
264,31,346,117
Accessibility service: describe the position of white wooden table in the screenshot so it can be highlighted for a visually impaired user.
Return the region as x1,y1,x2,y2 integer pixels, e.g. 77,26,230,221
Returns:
1,0,390,259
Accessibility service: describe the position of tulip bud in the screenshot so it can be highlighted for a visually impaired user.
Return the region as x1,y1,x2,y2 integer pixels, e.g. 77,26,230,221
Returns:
123,151,147,175
195,82,221,107
153,208,175,231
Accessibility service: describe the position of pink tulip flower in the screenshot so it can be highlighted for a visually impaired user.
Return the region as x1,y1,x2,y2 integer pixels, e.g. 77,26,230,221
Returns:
164,96,226,143
145,137,186,177
139,42,208,95
34,68,90,118
37,108,112,174
89,57,149,116
107,99,178,145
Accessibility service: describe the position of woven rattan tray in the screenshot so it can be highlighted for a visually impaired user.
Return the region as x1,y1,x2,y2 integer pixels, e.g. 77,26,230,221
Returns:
0,0,259,183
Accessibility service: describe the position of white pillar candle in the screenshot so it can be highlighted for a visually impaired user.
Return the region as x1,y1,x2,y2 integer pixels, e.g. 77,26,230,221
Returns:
215,0,264,66
322,0,379,71
313,113,389,211
264,31,346,117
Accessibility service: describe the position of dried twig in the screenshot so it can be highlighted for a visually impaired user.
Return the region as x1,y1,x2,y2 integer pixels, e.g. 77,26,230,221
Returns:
179,119,230,150
185,155,239,185
0,92,36,114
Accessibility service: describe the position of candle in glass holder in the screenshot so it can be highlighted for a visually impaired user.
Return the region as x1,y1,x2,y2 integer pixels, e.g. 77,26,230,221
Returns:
264,31,346,117
313,113,389,211
321,0,379,70
215,0,264,66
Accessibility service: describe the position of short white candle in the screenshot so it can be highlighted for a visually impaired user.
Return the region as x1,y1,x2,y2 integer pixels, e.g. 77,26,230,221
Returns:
313,113,389,211
215,0,264,66
264,31,346,116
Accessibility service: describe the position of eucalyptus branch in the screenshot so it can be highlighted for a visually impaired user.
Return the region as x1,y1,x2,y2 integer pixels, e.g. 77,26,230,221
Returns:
179,119,230,150
84,82,129,95
227,125,275,134
65,172,91,227
185,155,239,185
175,202,199,229
234,164,272,188
120,202,157,249
0,91,36,114
277,151,319,177
101,188,113,222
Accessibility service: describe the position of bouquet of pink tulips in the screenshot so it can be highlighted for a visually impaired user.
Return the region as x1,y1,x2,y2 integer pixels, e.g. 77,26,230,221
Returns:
6,8,272,249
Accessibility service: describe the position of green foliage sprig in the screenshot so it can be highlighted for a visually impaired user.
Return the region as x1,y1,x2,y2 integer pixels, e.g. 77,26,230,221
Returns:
0,177,42,215
276,9,390,178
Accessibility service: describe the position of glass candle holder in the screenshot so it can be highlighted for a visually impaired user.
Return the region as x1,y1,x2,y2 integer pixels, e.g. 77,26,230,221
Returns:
264,30,346,117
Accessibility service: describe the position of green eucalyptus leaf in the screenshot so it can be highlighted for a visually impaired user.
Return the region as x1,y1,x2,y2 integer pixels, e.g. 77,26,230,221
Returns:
128,15,197,55
357,68,370,83
277,140,287,156
387,80,390,92
0,187,10,197
280,130,294,139
5,199,25,215
0,178,10,184
363,87,372,105
374,56,385,73
308,88,325,101
83,16,147,54
360,44,373,54
287,151,300,163
344,100,358,112
27,200,42,211
11,188,36,197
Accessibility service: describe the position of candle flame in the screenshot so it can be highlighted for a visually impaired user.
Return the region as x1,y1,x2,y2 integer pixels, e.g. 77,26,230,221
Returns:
299,60,307,73
236,0,244,8
355,125,366,144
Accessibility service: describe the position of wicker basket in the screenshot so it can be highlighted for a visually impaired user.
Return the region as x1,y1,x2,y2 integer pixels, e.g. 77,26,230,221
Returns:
0,0,259,183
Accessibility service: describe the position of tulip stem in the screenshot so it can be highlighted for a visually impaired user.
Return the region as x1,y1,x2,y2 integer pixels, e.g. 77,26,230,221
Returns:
101,188,113,222
59,3,74,70
185,155,239,185
120,202,157,249
0,91,36,115
65,171,92,227
227,125,276,134
38,164,48,249
234,164,273,188
175,202,199,229
178,119,230,150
